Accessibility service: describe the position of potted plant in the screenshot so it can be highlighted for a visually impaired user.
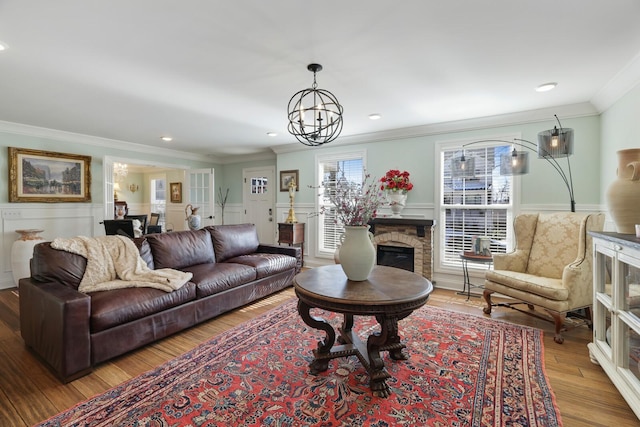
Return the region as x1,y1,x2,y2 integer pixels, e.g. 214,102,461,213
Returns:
379,169,414,217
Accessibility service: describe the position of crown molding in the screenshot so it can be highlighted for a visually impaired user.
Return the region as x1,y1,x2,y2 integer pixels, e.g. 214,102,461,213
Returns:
0,120,220,163
270,103,598,155
591,50,640,112
215,150,276,164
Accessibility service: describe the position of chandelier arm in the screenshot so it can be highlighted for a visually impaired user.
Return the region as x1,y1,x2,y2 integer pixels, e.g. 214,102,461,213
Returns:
461,138,575,212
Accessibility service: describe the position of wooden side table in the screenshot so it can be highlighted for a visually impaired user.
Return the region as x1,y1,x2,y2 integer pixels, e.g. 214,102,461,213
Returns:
278,222,305,264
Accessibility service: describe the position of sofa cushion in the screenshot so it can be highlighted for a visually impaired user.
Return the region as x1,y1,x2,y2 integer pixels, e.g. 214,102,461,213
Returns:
146,229,215,270
184,263,257,298
226,253,297,279
132,237,154,270
89,282,197,332
208,224,260,262
486,269,568,301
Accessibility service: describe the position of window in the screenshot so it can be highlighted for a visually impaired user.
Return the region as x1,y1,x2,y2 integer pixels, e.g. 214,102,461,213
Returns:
316,151,365,257
438,140,517,269
150,177,166,227
250,176,268,194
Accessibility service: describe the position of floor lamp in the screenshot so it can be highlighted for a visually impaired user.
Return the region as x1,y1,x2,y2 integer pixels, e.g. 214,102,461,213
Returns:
453,116,575,212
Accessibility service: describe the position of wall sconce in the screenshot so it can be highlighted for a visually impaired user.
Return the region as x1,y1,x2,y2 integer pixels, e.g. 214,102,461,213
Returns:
129,184,139,193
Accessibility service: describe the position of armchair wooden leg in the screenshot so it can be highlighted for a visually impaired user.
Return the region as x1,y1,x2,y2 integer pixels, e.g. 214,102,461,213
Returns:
483,289,494,315
546,310,566,344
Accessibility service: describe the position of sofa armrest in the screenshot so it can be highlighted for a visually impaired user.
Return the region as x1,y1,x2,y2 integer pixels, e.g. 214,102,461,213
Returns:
257,244,302,273
19,278,92,382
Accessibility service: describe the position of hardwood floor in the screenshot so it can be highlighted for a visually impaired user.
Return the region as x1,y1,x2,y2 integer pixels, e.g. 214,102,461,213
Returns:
0,286,638,427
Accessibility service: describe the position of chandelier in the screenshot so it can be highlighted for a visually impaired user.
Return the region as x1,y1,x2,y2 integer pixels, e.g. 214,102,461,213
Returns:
287,63,344,146
113,162,128,178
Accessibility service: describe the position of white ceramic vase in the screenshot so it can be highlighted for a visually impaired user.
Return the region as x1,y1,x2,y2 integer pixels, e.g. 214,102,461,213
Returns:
338,225,376,281
387,191,407,218
11,229,44,286
187,214,201,231
185,204,201,230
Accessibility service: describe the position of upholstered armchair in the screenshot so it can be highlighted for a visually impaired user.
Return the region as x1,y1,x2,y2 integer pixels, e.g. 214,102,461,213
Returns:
483,212,605,343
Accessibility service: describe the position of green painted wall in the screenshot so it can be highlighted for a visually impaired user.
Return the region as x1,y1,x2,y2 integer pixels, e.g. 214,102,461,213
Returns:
600,84,640,203
0,131,219,204
217,159,276,204
276,115,601,210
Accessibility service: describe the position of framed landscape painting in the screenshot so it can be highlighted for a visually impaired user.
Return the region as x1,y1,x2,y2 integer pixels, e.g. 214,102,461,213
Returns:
8,147,92,202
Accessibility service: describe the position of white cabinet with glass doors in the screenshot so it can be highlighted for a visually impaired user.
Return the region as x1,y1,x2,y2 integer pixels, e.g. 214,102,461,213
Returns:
589,232,640,421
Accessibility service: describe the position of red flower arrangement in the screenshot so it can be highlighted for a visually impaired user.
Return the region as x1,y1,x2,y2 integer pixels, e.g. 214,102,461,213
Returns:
379,169,414,194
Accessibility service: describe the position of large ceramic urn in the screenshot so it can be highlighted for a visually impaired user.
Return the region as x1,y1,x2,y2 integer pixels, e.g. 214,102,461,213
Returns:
11,229,44,286
606,148,640,234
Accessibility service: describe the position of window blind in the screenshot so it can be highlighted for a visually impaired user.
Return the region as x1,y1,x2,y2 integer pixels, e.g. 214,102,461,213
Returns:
440,145,512,268
317,152,364,256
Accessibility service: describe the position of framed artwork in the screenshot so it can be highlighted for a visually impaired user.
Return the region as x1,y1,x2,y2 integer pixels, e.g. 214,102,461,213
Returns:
170,182,182,203
8,147,92,203
280,169,299,192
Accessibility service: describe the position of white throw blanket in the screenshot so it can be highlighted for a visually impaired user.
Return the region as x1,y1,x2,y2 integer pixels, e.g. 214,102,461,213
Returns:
51,235,193,293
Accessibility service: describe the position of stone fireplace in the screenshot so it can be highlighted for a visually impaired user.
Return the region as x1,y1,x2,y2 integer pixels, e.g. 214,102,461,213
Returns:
369,218,435,281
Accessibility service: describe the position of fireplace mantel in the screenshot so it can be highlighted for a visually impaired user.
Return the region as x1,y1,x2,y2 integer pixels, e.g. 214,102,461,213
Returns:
369,218,435,237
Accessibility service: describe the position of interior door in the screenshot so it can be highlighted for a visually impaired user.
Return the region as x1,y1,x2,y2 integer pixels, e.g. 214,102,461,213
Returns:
243,167,275,244
103,157,115,219
187,168,215,228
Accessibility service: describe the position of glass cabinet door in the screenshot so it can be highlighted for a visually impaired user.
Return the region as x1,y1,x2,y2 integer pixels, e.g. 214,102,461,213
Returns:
593,243,615,361
618,252,640,391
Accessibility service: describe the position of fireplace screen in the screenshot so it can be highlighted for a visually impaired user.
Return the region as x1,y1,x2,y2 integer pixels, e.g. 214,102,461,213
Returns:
377,245,414,272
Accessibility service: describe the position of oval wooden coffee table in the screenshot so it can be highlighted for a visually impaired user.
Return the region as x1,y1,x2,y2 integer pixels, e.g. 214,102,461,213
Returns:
294,264,433,397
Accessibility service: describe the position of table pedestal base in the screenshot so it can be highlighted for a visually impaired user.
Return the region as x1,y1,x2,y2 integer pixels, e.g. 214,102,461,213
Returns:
298,300,409,398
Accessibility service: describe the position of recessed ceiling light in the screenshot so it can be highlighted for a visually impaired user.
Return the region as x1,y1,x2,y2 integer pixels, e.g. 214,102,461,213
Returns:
369,113,382,120
160,136,173,142
536,82,557,92
0,42,7,51
267,132,277,137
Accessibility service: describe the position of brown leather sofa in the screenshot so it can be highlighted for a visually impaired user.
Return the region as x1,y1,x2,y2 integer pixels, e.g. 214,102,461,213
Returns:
19,223,301,382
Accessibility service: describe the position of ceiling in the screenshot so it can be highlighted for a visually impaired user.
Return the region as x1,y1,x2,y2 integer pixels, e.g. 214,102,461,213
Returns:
1,1,640,160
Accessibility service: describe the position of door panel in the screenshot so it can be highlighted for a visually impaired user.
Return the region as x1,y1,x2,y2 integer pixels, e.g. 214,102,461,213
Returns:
243,167,275,244
188,168,215,228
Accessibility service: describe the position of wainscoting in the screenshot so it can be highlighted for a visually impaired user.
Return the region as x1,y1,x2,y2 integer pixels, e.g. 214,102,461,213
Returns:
0,202,243,289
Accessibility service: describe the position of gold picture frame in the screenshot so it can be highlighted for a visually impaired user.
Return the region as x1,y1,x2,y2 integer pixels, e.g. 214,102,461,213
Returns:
280,169,299,192
170,182,182,203
8,147,92,203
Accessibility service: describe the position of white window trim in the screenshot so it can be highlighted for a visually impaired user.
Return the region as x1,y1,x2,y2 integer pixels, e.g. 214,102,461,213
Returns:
434,134,522,274
314,149,368,259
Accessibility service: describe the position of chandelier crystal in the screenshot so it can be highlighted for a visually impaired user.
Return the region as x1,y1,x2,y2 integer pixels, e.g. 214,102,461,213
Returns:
114,162,128,178
287,63,344,146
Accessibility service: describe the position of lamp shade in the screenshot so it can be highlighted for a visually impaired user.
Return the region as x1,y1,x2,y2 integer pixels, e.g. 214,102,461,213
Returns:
451,156,475,178
537,127,573,158
500,151,529,175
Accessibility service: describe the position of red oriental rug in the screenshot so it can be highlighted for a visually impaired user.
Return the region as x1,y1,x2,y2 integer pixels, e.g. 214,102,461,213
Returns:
36,299,562,427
